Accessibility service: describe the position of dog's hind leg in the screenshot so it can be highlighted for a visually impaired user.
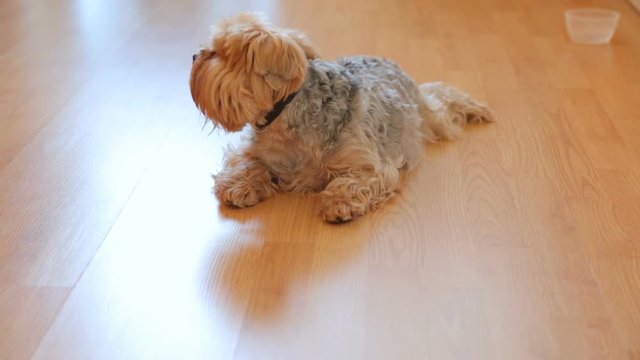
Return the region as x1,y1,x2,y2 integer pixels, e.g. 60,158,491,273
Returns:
417,82,494,141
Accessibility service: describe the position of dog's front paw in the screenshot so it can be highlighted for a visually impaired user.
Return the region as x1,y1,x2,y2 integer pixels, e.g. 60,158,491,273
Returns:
322,201,355,223
319,197,366,224
214,181,272,208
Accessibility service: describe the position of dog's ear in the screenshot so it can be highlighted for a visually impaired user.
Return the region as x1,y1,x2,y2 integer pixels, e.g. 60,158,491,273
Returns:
212,13,308,95
246,31,308,93
282,29,321,60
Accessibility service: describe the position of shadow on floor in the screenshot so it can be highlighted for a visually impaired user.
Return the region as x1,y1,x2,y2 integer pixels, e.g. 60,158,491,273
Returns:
202,193,374,324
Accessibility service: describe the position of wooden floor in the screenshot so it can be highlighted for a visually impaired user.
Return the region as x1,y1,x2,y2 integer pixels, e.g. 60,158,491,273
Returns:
1,0,639,358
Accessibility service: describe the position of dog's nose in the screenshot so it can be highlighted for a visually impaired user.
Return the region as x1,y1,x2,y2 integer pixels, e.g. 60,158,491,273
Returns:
192,54,199,63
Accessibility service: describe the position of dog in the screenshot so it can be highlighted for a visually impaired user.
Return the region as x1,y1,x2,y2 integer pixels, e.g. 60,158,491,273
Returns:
190,13,494,223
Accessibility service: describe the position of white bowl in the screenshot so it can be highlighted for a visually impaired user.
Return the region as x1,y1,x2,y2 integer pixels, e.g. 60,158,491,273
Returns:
565,8,620,44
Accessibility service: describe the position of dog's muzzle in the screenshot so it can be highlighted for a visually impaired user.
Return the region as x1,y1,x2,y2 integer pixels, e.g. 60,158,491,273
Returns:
192,50,216,64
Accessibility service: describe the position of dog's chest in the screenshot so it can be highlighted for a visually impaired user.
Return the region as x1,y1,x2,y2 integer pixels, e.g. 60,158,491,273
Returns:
253,131,329,192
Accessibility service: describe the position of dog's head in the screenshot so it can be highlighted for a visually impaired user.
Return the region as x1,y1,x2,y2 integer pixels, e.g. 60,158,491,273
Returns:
190,13,319,132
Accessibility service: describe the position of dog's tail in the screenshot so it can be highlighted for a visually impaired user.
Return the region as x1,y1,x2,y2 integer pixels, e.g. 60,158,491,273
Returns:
417,82,494,142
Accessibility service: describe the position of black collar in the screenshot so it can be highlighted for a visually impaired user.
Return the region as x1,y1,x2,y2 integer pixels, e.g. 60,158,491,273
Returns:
256,91,298,130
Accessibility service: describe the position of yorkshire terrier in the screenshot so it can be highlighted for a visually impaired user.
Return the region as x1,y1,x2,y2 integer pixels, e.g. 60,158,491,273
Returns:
190,13,494,223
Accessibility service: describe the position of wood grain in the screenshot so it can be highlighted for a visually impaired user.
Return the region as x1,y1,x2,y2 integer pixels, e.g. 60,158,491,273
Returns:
1,0,639,358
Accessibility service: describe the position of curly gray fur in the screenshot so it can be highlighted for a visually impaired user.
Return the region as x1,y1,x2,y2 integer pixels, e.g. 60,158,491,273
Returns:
256,57,438,182
217,55,493,221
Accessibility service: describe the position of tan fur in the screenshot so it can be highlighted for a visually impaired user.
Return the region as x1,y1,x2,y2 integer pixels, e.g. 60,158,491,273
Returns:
190,13,310,131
